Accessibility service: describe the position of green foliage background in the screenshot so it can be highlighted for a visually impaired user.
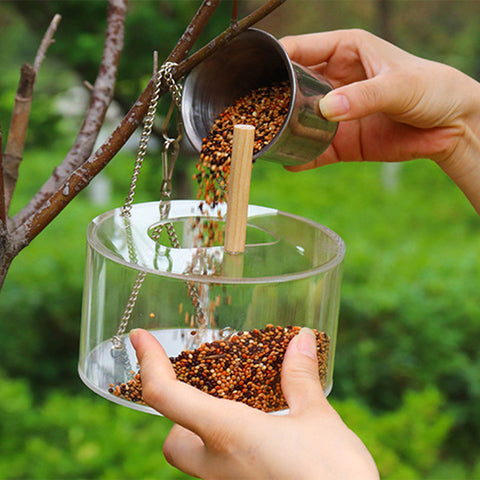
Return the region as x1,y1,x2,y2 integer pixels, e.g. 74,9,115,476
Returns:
1,1,480,479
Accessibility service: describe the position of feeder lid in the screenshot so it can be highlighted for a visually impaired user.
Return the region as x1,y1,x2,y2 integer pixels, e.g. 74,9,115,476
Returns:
87,200,344,284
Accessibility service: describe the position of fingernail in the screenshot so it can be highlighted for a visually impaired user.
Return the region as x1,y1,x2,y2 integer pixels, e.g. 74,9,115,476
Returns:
319,93,349,120
296,327,318,360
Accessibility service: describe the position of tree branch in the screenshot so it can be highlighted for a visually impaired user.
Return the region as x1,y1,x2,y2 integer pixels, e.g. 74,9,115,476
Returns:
11,0,221,240
168,0,222,63
0,124,13,293
33,14,62,73
3,63,35,214
232,0,238,26
3,14,62,216
175,0,288,79
12,0,218,235
15,0,287,245
12,0,127,231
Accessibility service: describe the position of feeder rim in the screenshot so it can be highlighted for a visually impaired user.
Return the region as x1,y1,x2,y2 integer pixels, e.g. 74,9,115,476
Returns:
86,200,346,284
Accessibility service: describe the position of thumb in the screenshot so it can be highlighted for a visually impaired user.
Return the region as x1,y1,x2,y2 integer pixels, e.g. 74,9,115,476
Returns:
319,74,410,122
281,327,327,414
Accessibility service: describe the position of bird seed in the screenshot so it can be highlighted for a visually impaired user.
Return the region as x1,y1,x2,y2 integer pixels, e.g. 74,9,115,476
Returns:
110,325,329,413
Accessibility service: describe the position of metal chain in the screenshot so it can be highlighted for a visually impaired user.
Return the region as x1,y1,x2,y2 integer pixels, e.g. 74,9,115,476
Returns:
112,62,181,353
112,60,207,360
122,61,180,218
111,213,146,351
111,270,146,350
163,63,182,111
150,220,206,326
122,214,139,272
159,96,183,219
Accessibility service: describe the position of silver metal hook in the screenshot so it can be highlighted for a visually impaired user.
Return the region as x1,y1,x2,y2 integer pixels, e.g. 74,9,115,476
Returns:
159,96,183,219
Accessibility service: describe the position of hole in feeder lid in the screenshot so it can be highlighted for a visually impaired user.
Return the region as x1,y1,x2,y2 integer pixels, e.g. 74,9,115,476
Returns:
147,217,279,250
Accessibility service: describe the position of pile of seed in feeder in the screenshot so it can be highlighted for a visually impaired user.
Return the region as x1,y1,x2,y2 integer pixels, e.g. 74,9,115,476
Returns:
110,324,329,412
194,81,291,208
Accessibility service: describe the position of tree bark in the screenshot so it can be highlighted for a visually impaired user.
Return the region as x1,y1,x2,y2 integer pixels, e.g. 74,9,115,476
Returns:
3,63,36,214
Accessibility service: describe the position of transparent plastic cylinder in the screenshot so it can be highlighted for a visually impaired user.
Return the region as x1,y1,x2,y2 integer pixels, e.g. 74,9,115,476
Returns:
79,200,345,414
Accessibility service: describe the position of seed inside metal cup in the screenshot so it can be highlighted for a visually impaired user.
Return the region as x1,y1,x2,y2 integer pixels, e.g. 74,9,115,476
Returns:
181,28,338,167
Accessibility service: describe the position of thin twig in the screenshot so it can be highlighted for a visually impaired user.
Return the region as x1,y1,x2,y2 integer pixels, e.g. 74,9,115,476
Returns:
3,14,62,215
84,81,95,92
168,0,222,63
3,63,36,214
175,0,287,78
151,0,221,138
13,0,127,230
16,0,287,244
33,14,62,73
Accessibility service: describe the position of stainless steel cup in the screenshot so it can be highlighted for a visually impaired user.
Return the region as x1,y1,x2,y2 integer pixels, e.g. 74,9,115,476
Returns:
181,28,337,166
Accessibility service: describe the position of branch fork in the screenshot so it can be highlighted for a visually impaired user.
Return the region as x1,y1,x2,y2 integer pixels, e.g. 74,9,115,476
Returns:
0,0,287,292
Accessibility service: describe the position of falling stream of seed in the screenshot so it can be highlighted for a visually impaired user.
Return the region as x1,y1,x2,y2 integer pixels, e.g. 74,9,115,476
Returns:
194,81,291,208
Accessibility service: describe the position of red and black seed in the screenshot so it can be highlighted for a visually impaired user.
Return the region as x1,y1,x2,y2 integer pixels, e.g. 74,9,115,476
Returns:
110,324,329,413
194,81,291,208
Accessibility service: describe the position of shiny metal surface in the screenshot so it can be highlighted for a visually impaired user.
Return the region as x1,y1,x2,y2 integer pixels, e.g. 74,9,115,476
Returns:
181,28,337,166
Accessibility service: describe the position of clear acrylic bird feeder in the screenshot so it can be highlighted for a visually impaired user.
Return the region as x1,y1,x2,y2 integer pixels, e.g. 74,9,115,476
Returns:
79,48,345,415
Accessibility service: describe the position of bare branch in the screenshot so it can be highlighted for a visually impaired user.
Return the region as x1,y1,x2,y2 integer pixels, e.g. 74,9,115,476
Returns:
175,0,287,78
13,0,222,239
3,63,36,214
84,81,95,92
0,254,13,293
13,0,127,230
168,0,222,63
33,14,62,73
3,14,62,216
0,124,12,293
16,0,287,244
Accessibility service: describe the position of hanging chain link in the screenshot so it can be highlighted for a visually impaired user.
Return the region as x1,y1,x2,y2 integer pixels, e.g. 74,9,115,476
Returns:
112,62,182,352
112,60,207,361
111,270,146,350
159,98,183,219
122,61,180,219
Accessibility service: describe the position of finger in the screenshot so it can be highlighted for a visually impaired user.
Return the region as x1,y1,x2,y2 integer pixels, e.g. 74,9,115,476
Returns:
319,70,421,122
130,329,251,440
130,329,220,431
280,30,352,67
281,328,328,415
163,424,209,478
281,29,387,86
281,29,423,124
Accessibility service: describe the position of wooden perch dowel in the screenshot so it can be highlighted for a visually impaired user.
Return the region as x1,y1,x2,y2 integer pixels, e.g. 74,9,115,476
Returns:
224,124,255,255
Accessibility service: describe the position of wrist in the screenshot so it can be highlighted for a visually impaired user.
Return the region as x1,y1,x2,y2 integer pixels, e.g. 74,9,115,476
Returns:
434,79,480,214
